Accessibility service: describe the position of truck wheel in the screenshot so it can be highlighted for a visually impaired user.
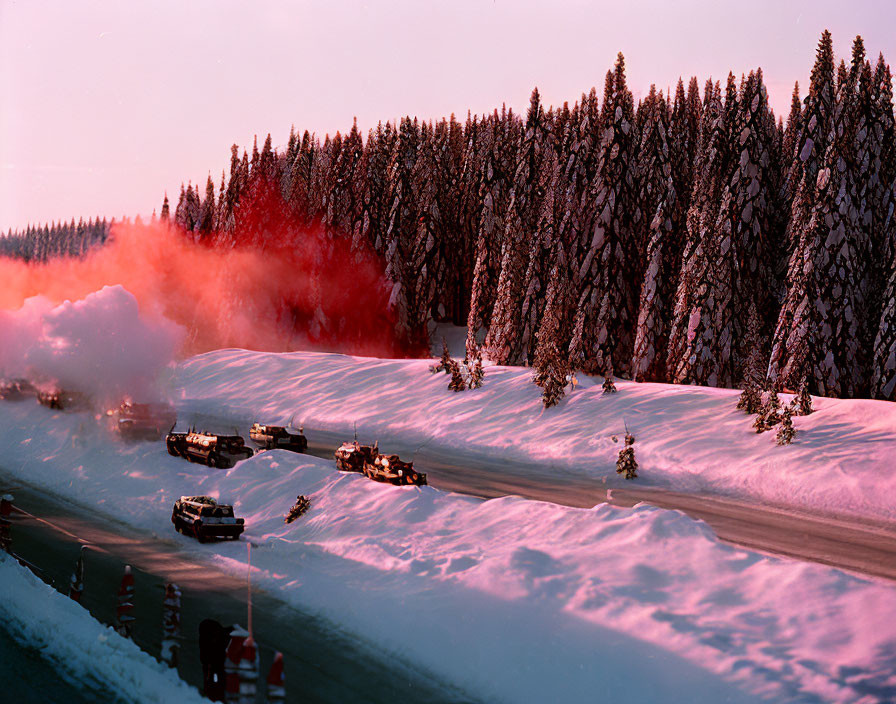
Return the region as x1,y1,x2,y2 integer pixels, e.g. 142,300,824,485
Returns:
193,523,206,542
207,453,219,469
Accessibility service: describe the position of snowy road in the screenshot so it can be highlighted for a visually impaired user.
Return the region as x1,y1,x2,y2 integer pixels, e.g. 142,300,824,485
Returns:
1,476,476,704
298,429,896,582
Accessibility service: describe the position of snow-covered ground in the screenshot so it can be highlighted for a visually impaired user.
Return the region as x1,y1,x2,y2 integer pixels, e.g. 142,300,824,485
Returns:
2,398,896,702
0,553,206,704
175,348,896,524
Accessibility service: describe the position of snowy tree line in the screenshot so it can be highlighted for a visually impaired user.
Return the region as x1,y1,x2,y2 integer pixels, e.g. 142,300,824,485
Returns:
0,218,111,262
6,32,896,401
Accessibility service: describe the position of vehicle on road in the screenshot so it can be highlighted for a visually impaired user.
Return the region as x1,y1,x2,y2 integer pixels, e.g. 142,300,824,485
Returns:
363,453,427,486
334,440,378,472
37,389,87,410
171,496,244,542
0,379,36,401
166,429,253,468
116,401,177,441
249,422,308,453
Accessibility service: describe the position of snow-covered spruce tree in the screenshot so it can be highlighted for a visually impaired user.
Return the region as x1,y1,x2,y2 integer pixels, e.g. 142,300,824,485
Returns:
485,88,553,366
160,193,170,222
616,434,638,479
780,31,836,266
738,377,763,415
466,343,485,389
431,338,452,374
665,77,733,385
285,131,317,230
518,147,561,364
668,71,778,388
568,55,641,377
792,377,814,415
447,358,466,392
776,407,796,445
383,117,430,351
769,38,878,398
197,175,216,237
326,119,366,244
631,87,687,382
539,341,568,408
465,112,518,360
756,383,782,432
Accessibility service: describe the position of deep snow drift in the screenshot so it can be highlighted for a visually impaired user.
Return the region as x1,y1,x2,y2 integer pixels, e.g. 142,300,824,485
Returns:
2,400,896,702
0,554,205,704
173,348,896,523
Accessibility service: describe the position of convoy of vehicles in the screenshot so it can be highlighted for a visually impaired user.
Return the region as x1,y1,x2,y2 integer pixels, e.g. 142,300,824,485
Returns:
249,423,308,453
166,429,254,468
171,496,245,542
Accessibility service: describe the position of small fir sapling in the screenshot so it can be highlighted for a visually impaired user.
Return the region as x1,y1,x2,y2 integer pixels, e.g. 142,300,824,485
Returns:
602,364,618,394
616,433,638,479
431,338,452,374
448,358,466,392
466,343,485,389
792,377,813,416
737,376,763,414
540,344,568,408
776,407,796,445
754,383,782,432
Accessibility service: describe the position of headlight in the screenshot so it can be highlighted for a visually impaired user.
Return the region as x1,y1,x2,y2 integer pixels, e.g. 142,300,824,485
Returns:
382,458,389,468
397,469,403,477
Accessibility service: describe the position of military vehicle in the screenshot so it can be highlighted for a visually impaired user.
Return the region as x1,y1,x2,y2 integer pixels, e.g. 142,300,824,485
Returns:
363,453,427,486
334,440,378,473
37,389,86,410
171,496,244,542
117,401,177,441
249,423,308,454
0,379,36,401
166,429,253,468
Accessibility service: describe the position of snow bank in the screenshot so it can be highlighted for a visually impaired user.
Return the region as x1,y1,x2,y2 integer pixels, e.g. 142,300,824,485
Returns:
0,554,205,704
174,349,896,523
1,402,896,702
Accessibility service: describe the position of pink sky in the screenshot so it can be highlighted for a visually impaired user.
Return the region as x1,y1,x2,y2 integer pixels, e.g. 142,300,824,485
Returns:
2,0,894,232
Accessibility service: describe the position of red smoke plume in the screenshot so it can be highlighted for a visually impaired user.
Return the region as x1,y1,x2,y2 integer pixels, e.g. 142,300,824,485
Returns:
0,215,420,359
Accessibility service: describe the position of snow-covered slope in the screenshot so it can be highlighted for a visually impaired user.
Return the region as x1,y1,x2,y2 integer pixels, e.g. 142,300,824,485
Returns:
0,554,206,704
175,349,896,523
2,401,896,702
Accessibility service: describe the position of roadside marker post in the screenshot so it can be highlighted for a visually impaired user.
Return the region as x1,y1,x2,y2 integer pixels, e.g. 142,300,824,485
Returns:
115,565,136,639
265,651,285,704
69,546,86,603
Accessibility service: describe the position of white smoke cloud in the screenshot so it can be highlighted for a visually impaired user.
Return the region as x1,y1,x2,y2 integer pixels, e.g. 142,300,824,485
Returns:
0,285,184,404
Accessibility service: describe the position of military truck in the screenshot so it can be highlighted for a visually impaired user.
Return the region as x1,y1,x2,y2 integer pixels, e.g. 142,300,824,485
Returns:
166,429,253,469
0,379,36,401
249,423,308,454
117,401,177,441
334,440,378,473
171,496,244,542
363,453,427,486
37,389,86,410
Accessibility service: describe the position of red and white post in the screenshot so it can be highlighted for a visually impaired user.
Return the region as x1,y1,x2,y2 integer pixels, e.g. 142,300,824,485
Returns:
224,625,249,703
115,565,136,639
265,651,285,704
68,545,86,603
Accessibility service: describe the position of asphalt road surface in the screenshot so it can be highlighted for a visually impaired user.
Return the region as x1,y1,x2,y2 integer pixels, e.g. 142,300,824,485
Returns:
300,428,896,583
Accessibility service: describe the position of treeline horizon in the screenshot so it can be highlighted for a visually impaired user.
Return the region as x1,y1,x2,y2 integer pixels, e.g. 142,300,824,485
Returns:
5,30,896,402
